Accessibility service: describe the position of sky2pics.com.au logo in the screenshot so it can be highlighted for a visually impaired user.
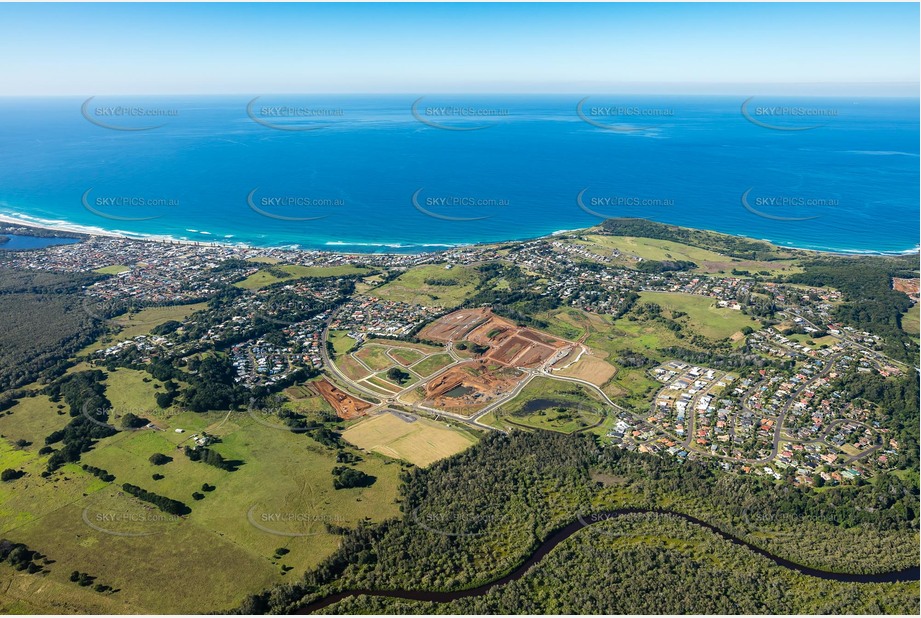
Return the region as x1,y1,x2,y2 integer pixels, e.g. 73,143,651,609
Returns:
82,189,179,222
81,97,179,131
247,189,345,222
412,188,510,222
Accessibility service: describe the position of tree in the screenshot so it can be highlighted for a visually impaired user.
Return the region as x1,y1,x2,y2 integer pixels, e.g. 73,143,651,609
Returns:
386,367,410,385
331,466,375,489
155,391,176,409
184,446,239,471
121,413,148,429
149,453,172,466
1,469,24,482
151,320,182,336
121,483,190,515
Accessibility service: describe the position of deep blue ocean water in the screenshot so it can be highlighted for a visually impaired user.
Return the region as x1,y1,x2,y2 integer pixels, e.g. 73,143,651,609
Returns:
0,95,917,253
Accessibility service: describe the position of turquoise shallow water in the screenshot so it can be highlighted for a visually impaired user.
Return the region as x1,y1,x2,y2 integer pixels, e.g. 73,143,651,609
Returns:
0,95,917,253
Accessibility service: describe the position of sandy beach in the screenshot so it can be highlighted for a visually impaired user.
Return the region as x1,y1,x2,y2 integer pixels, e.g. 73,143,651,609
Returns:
1,211,917,258
0,212,233,248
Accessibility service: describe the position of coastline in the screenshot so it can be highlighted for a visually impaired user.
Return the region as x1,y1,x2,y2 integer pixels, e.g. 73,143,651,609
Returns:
0,212,230,248
1,210,918,259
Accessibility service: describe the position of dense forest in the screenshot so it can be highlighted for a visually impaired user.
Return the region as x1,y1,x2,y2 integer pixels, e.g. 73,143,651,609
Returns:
634,258,698,273
236,431,919,614
829,368,920,470
0,225,84,240
316,515,918,614
0,267,107,391
788,256,919,363
144,355,247,413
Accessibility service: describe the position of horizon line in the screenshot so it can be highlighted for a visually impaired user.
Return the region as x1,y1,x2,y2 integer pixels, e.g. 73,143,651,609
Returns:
2,89,919,99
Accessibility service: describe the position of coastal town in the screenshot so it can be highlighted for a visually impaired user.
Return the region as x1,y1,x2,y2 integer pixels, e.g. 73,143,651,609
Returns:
1,220,916,486
1,4,917,615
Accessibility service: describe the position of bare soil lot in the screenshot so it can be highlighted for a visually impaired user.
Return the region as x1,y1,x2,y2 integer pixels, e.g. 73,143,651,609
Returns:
420,308,570,369
424,360,522,414
315,378,373,419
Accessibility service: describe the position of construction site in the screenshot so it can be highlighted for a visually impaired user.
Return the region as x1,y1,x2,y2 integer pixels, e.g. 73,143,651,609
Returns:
419,308,572,368
423,360,523,414
315,378,373,420
416,308,578,416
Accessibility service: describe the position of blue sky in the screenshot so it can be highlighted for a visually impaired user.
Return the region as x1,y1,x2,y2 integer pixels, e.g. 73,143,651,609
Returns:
0,2,918,95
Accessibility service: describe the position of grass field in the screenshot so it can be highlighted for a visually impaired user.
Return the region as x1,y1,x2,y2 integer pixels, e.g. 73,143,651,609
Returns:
375,369,418,389
412,353,454,377
787,332,840,348
234,264,372,290
111,303,208,337
506,405,604,434
573,235,803,275
389,347,425,366
901,304,920,335
371,264,480,307
102,367,166,418
399,387,426,405
328,330,358,357
539,307,618,344
336,354,372,381
361,379,398,397
576,234,729,264
0,408,401,613
283,382,336,415
0,395,71,449
585,314,682,361
93,264,130,275
354,345,394,372
363,338,443,354
603,366,661,410
474,410,515,432
342,412,478,467
637,292,759,340
496,377,607,434
595,319,673,358
365,375,401,394
342,341,442,384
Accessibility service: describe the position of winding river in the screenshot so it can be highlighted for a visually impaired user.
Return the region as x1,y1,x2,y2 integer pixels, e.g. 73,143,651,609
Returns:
295,508,920,614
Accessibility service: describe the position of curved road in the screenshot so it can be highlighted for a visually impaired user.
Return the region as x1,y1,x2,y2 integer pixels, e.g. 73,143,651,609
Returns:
321,315,881,469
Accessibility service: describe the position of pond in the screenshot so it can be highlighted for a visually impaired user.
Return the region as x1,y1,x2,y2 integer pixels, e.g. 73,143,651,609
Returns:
444,385,474,398
519,398,571,414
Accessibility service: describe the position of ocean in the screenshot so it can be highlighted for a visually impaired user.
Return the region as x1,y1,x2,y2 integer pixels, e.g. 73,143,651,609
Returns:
0,95,917,254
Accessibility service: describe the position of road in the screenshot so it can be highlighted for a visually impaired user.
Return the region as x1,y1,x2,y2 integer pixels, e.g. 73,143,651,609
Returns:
319,312,882,469
319,317,616,434
318,319,504,432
